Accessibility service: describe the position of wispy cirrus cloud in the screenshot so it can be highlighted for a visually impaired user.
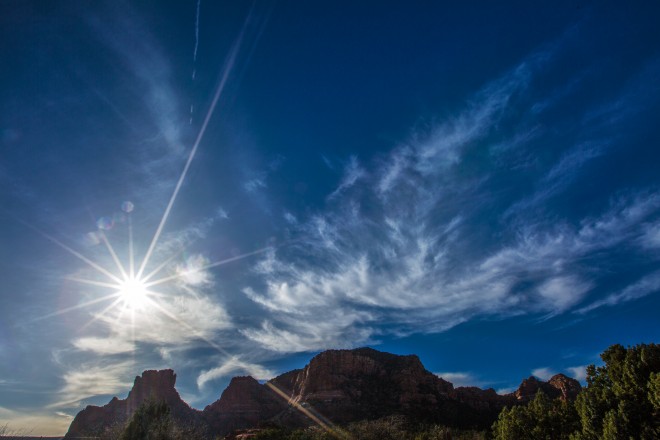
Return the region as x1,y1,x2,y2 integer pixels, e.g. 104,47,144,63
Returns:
329,156,366,199
577,270,660,314
240,44,660,354
0,406,73,437
197,356,275,388
51,362,133,409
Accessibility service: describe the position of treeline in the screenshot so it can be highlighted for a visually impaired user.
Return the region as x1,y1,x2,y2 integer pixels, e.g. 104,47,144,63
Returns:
493,343,659,439
98,343,659,440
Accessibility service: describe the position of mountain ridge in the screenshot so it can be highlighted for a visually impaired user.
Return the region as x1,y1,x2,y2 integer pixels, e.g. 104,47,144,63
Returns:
64,347,580,438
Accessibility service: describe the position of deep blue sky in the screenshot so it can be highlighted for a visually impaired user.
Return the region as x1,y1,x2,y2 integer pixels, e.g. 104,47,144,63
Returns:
1,1,660,434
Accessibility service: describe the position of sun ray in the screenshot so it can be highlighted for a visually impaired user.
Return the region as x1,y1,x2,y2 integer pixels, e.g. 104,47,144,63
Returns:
78,297,125,332
264,382,350,440
128,213,135,279
98,232,129,281
145,247,271,288
145,296,232,357
31,292,121,322
143,293,347,438
22,222,124,284
141,247,186,284
64,276,120,290
178,284,201,299
136,21,249,280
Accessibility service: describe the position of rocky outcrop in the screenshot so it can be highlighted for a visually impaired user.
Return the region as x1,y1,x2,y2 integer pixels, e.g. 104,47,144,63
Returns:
64,369,200,438
65,348,582,438
203,376,287,434
547,374,582,400
513,373,581,401
268,348,462,426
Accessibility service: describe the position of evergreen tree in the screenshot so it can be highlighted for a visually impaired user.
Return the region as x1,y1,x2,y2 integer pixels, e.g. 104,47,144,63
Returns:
492,391,578,440
120,398,172,440
572,343,659,440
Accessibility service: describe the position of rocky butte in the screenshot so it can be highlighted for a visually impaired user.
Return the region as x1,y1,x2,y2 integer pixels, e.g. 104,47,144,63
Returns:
64,347,581,438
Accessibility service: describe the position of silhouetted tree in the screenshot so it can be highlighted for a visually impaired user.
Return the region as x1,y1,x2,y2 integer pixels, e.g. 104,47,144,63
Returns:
120,398,172,440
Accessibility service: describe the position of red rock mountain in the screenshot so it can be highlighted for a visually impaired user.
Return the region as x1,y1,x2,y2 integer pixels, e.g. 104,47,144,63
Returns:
65,369,200,438
64,348,581,438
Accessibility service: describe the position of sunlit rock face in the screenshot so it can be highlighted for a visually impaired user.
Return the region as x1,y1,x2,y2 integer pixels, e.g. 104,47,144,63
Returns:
64,348,582,437
547,373,582,400
513,373,581,401
64,369,201,438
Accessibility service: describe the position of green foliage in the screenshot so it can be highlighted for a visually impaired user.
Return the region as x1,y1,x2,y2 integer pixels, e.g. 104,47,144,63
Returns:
492,391,578,440
572,343,660,440
491,343,660,440
120,398,172,440
114,398,208,440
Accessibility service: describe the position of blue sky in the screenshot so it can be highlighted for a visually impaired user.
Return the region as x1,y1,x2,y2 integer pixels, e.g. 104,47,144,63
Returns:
1,1,660,434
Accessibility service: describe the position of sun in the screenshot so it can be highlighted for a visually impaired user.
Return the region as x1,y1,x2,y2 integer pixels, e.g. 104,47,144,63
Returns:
118,277,150,310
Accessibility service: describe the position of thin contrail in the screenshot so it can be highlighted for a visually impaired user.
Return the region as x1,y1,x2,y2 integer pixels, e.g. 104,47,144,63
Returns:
192,0,201,79
190,0,201,123
137,19,250,280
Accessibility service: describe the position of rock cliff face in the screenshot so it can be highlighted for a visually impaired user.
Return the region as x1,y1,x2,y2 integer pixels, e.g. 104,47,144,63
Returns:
65,348,581,438
64,369,200,438
269,348,469,426
513,373,581,402
203,376,287,434
547,373,582,400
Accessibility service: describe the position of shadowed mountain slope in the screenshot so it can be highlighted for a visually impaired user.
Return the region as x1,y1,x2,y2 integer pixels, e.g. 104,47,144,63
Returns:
64,348,580,437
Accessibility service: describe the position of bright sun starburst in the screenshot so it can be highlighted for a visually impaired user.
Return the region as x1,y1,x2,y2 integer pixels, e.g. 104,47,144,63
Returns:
117,277,150,310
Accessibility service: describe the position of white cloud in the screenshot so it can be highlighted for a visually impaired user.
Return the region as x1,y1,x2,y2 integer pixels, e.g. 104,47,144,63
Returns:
216,207,230,220
496,387,516,395
506,141,607,216
197,357,275,388
537,276,593,313
243,191,657,352
244,176,267,193
434,372,477,387
73,336,136,355
641,221,660,248
329,155,366,199
565,365,588,382
578,270,660,313
241,47,660,354
89,4,185,155
153,211,227,257
531,367,555,381
51,362,133,408
0,406,73,437
176,254,214,287
93,293,232,347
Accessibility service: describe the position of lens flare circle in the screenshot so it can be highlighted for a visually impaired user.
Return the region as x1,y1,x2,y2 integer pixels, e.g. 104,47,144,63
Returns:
118,277,149,310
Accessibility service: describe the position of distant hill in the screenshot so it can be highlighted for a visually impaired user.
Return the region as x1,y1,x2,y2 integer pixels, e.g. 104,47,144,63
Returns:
65,347,580,438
